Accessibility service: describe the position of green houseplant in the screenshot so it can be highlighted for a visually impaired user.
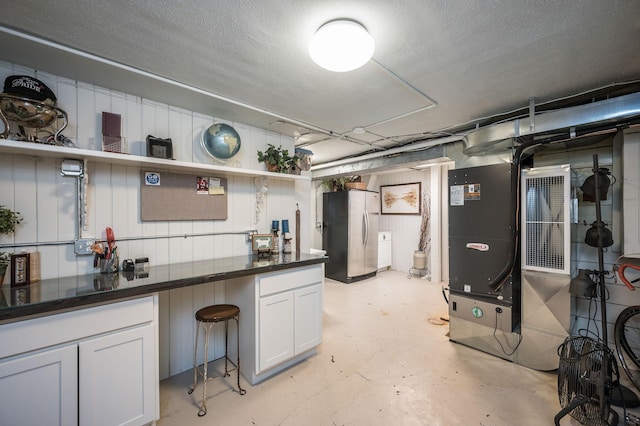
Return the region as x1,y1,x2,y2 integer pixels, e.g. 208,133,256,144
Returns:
257,144,296,173
0,206,22,284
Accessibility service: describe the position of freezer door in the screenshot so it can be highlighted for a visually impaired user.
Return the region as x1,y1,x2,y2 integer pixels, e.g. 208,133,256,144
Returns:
364,191,379,274
347,191,366,278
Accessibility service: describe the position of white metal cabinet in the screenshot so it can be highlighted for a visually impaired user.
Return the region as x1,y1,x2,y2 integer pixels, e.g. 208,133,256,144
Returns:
79,323,156,426
0,345,78,426
378,231,392,270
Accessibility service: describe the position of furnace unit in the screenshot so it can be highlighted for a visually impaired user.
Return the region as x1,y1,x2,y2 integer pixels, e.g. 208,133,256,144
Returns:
448,163,520,350
448,163,571,369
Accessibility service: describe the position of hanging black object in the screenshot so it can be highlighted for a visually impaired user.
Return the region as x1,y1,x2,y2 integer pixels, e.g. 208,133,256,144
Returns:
556,154,627,425
580,168,611,201
584,221,614,247
568,269,597,298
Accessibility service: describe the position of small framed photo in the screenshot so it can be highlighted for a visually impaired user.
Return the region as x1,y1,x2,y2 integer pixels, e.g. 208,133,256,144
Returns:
380,182,421,215
146,135,173,159
252,234,274,252
11,253,30,287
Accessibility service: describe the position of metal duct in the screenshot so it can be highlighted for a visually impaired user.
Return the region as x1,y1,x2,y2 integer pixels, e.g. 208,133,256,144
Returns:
463,92,640,155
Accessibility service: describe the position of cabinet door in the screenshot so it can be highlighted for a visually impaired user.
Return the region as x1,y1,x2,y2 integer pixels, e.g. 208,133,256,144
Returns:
378,241,391,269
294,284,323,354
258,291,294,373
79,323,156,426
0,345,78,426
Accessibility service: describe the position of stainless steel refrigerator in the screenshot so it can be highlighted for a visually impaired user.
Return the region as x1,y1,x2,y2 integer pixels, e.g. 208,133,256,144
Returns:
322,190,379,283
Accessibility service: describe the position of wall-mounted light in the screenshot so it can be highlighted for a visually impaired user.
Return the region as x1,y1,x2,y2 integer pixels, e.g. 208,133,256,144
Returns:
569,269,597,298
308,19,374,72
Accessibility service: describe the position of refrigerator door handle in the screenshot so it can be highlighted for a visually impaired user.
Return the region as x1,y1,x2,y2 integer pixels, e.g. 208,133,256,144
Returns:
363,209,369,246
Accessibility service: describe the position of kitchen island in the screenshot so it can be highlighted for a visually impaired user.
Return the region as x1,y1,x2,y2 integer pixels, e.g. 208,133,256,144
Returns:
0,252,328,426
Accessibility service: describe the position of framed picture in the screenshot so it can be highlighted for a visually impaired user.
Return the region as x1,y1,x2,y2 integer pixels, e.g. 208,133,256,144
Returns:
380,182,421,215
252,234,274,252
11,253,30,287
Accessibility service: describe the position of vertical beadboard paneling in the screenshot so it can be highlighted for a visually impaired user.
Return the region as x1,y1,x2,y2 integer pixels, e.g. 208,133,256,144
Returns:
171,108,193,162
192,113,212,165
76,83,97,151
35,158,59,276
110,164,129,240
13,156,37,245
125,166,144,259
158,291,170,380
623,130,640,256
376,170,430,274
0,155,15,254
55,78,79,145
0,61,299,377
168,287,194,376
91,161,112,262
125,94,143,156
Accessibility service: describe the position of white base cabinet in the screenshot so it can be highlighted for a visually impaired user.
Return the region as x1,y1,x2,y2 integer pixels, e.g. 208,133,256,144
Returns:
0,296,158,426
79,323,157,426
226,264,323,385
0,345,78,426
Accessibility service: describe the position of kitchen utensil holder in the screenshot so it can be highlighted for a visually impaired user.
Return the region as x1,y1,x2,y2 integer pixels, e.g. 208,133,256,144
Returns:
99,254,119,274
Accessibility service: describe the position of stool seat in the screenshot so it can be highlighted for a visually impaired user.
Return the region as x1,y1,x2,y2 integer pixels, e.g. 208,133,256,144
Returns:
195,304,239,322
189,303,245,416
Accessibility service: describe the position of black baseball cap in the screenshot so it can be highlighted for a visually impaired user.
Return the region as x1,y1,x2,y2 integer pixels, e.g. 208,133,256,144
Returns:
3,75,56,103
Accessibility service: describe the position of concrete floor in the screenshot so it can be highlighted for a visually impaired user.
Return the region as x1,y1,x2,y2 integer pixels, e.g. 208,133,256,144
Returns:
157,270,613,425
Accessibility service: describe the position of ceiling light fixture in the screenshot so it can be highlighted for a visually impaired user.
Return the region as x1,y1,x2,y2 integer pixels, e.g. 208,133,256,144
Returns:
309,19,374,72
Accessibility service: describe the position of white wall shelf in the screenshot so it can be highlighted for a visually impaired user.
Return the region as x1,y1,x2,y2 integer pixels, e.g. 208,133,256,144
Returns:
0,139,309,181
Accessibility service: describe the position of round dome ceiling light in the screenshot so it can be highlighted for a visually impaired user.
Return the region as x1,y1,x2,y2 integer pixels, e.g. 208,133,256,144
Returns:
308,19,375,72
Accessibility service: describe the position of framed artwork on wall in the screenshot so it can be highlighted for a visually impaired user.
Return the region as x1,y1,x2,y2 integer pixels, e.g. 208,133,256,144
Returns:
380,182,421,215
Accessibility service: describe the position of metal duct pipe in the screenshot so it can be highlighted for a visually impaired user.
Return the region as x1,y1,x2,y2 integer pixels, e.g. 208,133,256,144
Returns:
311,134,463,176
463,92,640,155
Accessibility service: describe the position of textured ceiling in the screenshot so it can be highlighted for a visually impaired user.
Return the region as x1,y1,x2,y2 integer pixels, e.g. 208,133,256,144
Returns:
0,1,639,165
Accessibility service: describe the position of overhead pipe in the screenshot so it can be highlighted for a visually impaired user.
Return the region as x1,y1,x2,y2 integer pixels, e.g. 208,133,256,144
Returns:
464,91,640,155
488,119,640,294
311,134,463,177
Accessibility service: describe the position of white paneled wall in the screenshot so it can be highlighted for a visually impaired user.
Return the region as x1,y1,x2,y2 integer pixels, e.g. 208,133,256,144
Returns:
0,60,302,377
377,170,432,275
623,129,640,257
0,60,298,280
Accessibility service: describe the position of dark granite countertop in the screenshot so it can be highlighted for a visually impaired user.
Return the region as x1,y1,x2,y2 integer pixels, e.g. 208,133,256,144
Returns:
0,252,328,322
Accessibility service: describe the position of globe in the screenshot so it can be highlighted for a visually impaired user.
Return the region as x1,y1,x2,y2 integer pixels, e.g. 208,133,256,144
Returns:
201,123,241,160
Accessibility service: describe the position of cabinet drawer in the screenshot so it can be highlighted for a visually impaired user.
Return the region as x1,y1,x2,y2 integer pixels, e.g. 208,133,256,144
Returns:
0,296,155,359
259,265,322,297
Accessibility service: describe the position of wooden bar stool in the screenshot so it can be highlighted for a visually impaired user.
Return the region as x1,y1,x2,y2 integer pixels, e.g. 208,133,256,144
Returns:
188,304,246,416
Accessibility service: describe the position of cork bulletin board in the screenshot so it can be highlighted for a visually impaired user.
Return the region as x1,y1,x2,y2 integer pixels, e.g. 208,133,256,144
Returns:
140,171,228,221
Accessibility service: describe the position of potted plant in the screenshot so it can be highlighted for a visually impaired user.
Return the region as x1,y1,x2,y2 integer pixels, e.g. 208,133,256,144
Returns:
0,206,22,284
321,177,351,192
257,144,296,173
